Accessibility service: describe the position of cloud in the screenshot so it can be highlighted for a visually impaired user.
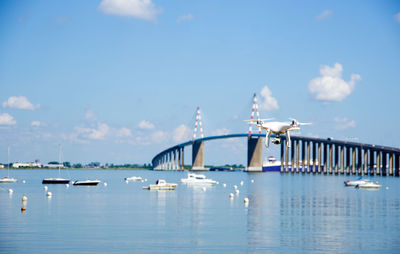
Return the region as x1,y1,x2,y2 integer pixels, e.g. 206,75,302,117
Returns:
85,110,97,121
98,0,161,22
259,86,279,111
177,14,194,23
212,128,231,136
75,123,110,140
395,13,400,24
173,124,192,143
316,10,332,20
138,120,155,129
334,117,356,130
2,96,39,110
308,63,361,102
31,121,41,127
117,127,132,137
151,130,168,144
0,113,16,125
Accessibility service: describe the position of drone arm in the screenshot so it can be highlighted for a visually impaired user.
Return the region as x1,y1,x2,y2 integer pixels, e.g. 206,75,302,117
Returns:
265,129,271,148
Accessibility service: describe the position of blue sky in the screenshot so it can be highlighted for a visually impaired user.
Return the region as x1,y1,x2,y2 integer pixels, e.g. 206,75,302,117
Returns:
0,0,399,165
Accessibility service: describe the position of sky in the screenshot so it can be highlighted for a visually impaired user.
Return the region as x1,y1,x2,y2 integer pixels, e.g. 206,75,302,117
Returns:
0,0,400,166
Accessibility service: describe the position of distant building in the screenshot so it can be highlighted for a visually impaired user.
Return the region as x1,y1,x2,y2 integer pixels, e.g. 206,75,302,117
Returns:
0,164,4,169
12,161,42,168
44,164,64,169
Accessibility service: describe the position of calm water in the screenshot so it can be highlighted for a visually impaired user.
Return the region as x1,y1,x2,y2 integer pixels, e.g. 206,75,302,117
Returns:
1,169,400,254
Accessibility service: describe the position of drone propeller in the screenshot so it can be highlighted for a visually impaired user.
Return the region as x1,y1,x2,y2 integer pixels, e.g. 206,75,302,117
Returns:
244,118,274,123
289,118,311,126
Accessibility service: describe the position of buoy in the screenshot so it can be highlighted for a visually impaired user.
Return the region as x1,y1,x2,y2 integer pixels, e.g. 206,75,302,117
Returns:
103,182,107,186
46,192,52,197
222,183,226,187
44,186,48,191
202,187,206,192
216,181,219,184
229,193,234,198
22,180,26,184
125,180,128,184
386,187,389,190
65,184,69,188
145,179,148,182
244,197,249,204
234,185,238,189
21,206,26,212
235,189,240,195
22,195,28,201
251,179,254,183
240,181,244,186
8,189,13,194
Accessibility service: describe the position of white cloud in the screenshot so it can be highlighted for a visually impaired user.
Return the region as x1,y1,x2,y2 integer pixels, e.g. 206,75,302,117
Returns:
395,13,400,24
31,121,41,127
151,130,168,144
173,124,192,143
334,117,356,130
85,110,96,121
259,86,279,111
308,63,361,102
2,96,39,110
0,113,16,125
117,127,132,137
138,120,155,129
177,14,194,23
75,123,110,140
98,0,161,22
316,10,332,20
212,128,231,136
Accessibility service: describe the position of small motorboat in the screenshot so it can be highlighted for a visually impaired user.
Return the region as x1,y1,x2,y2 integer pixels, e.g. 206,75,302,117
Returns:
124,176,142,181
356,181,381,189
73,180,101,186
344,177,370,187
181,173,218,185
42,178,70,184
143,179,177,190
0,176,17,183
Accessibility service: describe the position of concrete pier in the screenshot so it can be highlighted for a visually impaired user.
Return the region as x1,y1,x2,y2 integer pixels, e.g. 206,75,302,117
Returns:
192,140,205,170
247,136,263,171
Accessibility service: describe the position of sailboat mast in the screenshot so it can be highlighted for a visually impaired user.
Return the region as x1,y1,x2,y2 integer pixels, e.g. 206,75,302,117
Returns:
58,144,61,177
7,146,10,178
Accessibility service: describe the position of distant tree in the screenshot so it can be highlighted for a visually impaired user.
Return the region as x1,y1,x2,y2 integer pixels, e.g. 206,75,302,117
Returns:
48,161,59,165
73,163,82,168
63,162,71,168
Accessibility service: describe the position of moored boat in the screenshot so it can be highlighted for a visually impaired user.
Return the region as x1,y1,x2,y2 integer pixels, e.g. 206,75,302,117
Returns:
143,179,177,190
124,176,142,181
181,173,217,185
42,178,70,184
356,181,381,189
0,176,17,183
344,177,370,187
73,179,100,186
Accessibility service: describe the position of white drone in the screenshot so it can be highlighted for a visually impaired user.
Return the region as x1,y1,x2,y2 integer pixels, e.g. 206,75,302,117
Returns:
245,118,311,148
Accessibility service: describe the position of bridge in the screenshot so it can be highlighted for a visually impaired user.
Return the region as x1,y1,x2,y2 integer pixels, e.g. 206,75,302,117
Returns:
151,94,400,176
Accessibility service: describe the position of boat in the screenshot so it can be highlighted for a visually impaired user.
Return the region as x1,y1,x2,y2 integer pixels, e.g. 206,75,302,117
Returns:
344,177,370,187
42,144,70,184
261,156,281,172
124,176,142,181
356,181,381,189
143,179,177,190
180,173,217,185
73,179,101,186
0,147,17,183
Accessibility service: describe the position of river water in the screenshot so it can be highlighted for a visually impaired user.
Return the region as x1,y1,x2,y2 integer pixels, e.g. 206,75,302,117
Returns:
0,169,399,253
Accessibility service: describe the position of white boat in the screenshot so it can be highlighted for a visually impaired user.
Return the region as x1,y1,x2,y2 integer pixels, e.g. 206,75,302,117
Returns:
181,173,217,185
344,177,370,187
0,147,17,183
143,179,177,190
73,179,101,186
356,181,381,189
42,144,70,184
124,176,142,181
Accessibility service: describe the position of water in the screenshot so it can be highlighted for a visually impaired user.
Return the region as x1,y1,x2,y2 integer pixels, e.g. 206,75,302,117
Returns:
1,169,400,253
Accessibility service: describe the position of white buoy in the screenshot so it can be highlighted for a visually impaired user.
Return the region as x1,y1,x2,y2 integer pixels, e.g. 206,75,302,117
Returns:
251,179,254,183
8,189,13,194
240,181,244,186
223,183,226,187
44,186,48,191
244,197,249,204
235,189,240,195
46,192,52,197
145,179,148,182
22,195,27,201
65,184,69,188
103,182,107,186
386,186,389,190
233,185,238,189
22,180,26,184
202,187,206,192
229,193,234,198
125,180,129,184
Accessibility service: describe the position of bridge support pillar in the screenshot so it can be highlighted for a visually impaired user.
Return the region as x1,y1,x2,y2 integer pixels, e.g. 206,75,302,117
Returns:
247,136,263,171
363,149,369,175
382,152,387,176
280,142,284,172
329,144,333,174
312,142,317,173
192,141,205,170
389,153,394,176
340,146,345,174
357,147,362,175
306,141,311,173
352,147,356,174
395,154,400,177
334,145,339,174
296,140,300,173
317,142,322,173
376,151,381,175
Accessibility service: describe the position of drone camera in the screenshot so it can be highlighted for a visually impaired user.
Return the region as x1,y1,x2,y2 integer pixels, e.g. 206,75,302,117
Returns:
272,138,281,145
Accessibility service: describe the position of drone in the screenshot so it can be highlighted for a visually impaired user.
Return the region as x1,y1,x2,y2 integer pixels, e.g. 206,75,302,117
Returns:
245,118,311,148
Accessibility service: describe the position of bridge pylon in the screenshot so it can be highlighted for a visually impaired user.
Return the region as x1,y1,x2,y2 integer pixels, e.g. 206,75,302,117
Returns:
247,93,263,171
192,107,205,170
